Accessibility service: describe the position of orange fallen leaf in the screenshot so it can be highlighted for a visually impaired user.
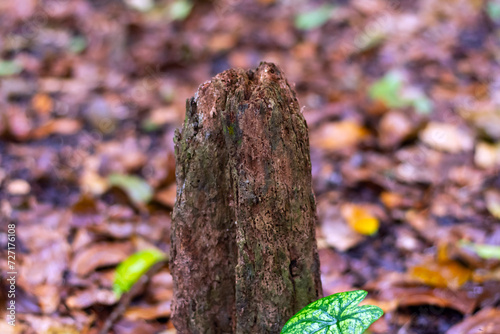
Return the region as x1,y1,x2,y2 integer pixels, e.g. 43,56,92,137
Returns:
380,191,403,209
31,93,53,115
409,260,472,289
311,120,369,151
341,203,379,236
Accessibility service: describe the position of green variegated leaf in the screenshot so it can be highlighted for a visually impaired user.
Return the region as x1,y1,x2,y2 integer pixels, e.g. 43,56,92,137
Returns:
281,290,383,334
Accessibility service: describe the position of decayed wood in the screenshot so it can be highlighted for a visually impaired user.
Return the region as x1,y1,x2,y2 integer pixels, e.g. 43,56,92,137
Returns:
171,62,322,333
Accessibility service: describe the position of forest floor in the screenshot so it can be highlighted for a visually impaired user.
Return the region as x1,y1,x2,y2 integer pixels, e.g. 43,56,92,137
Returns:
1,0,500,333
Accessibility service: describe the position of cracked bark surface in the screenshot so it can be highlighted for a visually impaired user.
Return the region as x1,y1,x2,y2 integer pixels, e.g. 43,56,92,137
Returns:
171,62,322,334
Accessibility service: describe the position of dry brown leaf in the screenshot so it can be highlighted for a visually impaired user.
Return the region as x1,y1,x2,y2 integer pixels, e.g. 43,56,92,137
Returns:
66,288,117,309
33,284,60,314
379,111,414,148
70,242,133,277
124,301,172,321
320,216,365,252
147,107,182,126
19,314,81,334
97,139,148,173
208,33,237,53
401,288,476,315
31,118,82,139
149,270,174,302
18,216,70,288
154,183,177,208
71,194,102,227
447,308,500,334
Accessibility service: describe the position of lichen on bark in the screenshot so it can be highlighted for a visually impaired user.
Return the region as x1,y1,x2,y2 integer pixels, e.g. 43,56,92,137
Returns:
171,62,322,333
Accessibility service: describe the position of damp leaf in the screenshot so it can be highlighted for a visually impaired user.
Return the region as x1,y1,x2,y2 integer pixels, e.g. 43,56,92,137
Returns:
281,290,383,334
113,249,167,297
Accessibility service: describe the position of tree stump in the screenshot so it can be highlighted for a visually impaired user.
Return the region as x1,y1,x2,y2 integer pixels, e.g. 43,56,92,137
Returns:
171,62,322,333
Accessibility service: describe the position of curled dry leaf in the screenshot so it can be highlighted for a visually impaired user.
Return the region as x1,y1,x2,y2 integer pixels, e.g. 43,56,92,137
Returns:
379,286,477,315
70,242,133,277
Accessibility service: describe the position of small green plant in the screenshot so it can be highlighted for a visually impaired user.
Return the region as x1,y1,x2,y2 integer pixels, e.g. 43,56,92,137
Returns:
369,70,432,114
281,290,383,334
113,249,167,296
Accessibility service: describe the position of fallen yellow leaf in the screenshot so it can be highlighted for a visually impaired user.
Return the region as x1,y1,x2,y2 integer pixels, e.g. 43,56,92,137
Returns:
341,204,379,236
409,261,472,289
311,120,369,151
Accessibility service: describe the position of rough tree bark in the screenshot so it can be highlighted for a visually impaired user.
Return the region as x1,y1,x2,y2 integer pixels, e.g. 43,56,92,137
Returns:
171,62,322,334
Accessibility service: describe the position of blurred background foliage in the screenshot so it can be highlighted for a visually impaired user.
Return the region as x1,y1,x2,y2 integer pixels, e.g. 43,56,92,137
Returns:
2,0,500,333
